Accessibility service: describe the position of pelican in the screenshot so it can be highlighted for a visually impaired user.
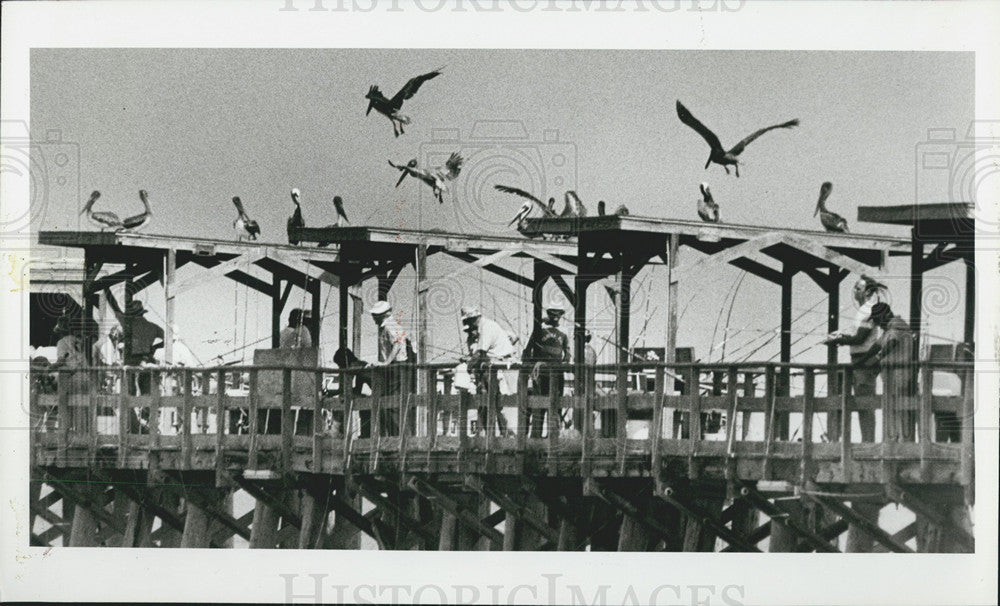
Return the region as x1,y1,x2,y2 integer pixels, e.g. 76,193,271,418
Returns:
365,68,443,137
119,190,153,232
288,188,304,245
494,185,557,224
388,153,463,204
79,190,123,231
697,182,720,223
547,197,557,215
333,196,350,227
814,181,848,232
565,191,587,217
676,100,799,178
598,201,606,216
232,196,260,241
614,204,630,216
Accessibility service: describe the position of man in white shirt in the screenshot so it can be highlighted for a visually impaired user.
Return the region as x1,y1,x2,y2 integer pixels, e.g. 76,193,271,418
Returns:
825,277,887,442
461,306,516,435
370,300,414,436
279,309,313,349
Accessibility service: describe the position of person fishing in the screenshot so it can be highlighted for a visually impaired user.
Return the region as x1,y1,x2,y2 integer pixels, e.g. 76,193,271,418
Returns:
521,300,570,438
461,306,515,436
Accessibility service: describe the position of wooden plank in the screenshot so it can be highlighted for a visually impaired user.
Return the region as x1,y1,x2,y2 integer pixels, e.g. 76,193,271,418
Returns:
312,371,323,473
181,369,193,470
548,368,560,475
517,371,529,474
840,366,853,482
117,368,128,467
762,365,776,480
800,369,815,485
420,248,519,293
961,368,974,490
739,486,839,553
661,486,761,552
281,368,293,475
724,366,739,483
804,494,912,553
465,475,560,545
215,369,227,485
651,367,665,487
248,369,260,469
688,365,702,478
408,476,503,547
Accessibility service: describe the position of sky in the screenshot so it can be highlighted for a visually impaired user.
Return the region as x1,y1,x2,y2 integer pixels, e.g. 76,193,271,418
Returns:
30,49,975,368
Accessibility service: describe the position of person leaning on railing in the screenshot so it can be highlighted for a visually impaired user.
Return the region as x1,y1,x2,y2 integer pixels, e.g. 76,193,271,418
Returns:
104,288,164,396
856,302,917,442
823,276,887,442
461,306,515,437
370,300,416,437
332,347,373,438
521,301,570,438
49,314,91,431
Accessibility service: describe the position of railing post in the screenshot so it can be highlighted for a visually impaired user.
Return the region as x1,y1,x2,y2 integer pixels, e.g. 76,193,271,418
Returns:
216,368,227,485
801,368,815,485
281,368,293,476
117,367,129,467
651,366,665,489
426,368,438,445
688,364,702,478
312,368,323,474
517,370,529,474
762,365,776,481
248,369,260,469
341,369,354,469
149,370,162,483
616,365,628,472
919,362,933,480
200,370,212,433
458,389,470,470
548,367,560,475
725,366,739,485
182,369,193,471
961,366,974,494
840,366,853,483
56,370,69,465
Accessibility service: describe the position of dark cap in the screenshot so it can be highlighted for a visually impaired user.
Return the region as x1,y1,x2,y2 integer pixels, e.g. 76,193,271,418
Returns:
870,302,893,323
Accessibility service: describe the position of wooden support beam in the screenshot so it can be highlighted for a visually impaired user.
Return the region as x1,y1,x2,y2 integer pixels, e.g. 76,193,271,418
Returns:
803,494,910,553
739,486,838,553
354,481,437,546
408,477,503,548
887,485,974,551
464,475,560,545
661,486,761,552
585,479,675,546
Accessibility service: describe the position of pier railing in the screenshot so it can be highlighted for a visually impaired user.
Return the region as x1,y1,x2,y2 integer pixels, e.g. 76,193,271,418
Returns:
29,361,974,485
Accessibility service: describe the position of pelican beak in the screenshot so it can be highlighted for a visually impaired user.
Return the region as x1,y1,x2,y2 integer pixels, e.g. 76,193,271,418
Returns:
813,204,820,217
366,101,373,116
395,172,407,188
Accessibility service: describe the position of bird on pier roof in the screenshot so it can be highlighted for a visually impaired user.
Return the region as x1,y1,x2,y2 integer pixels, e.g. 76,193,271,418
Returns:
495,185,558,228
365,67,443,137
333,196,350,227
597,200,606,216
121,190,153,232
232,196,260,241
676,100,799,178
288,188,305,245
565,191,587,217
614,204,630,216
388,153,463,204
814,181,848,232
79,190,123,231
697,182,720,223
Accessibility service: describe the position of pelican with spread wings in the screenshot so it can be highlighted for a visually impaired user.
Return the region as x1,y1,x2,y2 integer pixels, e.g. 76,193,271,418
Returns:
388,152,463,203
494,184,558,227
814,181,848,232
365,68,443,137
232,196,260,241
676,100,799,177
80,191,122,231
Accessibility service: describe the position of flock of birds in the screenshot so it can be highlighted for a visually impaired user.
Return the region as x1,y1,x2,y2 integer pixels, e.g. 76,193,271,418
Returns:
79,68,851,239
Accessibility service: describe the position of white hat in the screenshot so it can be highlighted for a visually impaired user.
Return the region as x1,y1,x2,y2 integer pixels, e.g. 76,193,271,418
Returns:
545,300,565,313
369,300,391,315
460,306,481,321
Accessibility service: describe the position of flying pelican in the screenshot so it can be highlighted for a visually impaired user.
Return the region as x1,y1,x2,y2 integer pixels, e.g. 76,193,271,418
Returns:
232,196,260,241
120,190,153,232
333,196,350,227
365,68,443,137
697,182,720,223
79,190,123,231
388,153,463,203
676,100,799,178
597,201,606,216
814,181,848,232
288,188,304,245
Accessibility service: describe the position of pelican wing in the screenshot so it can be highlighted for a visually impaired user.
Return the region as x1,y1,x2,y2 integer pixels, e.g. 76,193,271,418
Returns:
676,100,723,153
391,69,443,105
729,119,799,156
494,185,554,217
699,183,714,206
443,152,463,181
566,190,586,217
90,211,122,228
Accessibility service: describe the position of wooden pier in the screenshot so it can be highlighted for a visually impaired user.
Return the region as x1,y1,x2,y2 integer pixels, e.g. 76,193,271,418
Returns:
29,204,976,552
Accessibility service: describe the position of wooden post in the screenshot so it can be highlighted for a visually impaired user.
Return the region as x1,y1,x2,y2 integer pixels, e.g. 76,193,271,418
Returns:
281,368,293,475
181,369,193,471
181,491,215,548
165,249,176,364
665,234,680,366
841,366,853,483
762,365,776,480
298,485,329,549
415,243,428,394
963,255,975,349
688,365,701,478
826,269,842,442
338,272,349,353
248,369,260,469
909,233,923,365
651,366,665,489
249,497,281,549
801,369,815,485
271,274,282,348
351,293,363,355
532,258,549,337
777,265,794,440
215,369,226,485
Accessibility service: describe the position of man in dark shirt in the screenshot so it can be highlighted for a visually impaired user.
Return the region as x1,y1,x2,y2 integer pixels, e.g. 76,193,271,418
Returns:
522,301,570,438
861,302,916,441
104,289,164,395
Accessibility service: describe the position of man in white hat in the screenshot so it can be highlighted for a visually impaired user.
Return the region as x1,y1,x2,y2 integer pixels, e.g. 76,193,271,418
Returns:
521,299,570,438
370,300,414,436
461,305,516,435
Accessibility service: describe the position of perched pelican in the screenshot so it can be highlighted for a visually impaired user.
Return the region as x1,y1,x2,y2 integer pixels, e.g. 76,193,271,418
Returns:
614,204,630,216
565,191,587,217
232,196,260,241
547,197,557,215
494,185,557,224
814,181,848,232
697,182,720,223
597,201,606,216
333,196,350,227
365,68,443,137
388,153,463,204
288,188,304,245
79,190,123,231
676,100,799,178
121,190,153,232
